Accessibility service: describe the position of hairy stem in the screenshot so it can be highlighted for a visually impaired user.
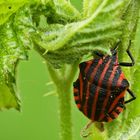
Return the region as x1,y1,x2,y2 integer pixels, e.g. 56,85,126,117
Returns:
57,82,72,140
47,62,79,140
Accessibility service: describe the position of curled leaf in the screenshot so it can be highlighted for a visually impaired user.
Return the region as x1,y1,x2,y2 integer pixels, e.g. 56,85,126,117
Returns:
33,0,126,68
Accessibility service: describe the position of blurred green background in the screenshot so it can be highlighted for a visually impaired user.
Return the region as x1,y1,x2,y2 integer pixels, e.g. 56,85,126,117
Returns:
0,1,139,140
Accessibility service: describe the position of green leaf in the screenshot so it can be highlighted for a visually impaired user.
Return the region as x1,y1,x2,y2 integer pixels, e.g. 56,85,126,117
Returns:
31,0,80,26
108,116,140,140
0,0,27,25
52,0,81,21
83,0,102,17
0,5,34,110
33,0,126,68
105,0,140,139
0,20,24,110
0,84,20,110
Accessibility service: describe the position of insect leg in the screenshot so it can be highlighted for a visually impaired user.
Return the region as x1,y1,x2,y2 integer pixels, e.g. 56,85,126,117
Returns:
119,40,135,67
111,41,121,55
80,121,93,138
125,89,136,104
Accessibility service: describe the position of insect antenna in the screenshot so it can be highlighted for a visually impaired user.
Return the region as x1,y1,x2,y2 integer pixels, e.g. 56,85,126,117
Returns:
111,41,121,55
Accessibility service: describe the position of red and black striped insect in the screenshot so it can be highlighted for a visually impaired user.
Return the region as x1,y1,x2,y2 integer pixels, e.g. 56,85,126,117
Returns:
73,41,136,123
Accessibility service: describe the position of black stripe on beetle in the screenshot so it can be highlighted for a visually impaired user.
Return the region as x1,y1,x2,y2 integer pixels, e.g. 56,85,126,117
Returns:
73,41,136,123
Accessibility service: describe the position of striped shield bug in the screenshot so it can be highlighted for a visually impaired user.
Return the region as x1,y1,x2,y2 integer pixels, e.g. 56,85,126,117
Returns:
73,41,136,131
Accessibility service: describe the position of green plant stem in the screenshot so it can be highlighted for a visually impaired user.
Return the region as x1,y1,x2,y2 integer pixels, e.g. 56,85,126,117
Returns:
57,83,72,140
47,62,79,140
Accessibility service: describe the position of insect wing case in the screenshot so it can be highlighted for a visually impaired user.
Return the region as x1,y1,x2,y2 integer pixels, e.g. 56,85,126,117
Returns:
73,54,129,122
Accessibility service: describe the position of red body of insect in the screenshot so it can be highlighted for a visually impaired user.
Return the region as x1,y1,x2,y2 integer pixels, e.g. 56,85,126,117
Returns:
73,51,131,122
